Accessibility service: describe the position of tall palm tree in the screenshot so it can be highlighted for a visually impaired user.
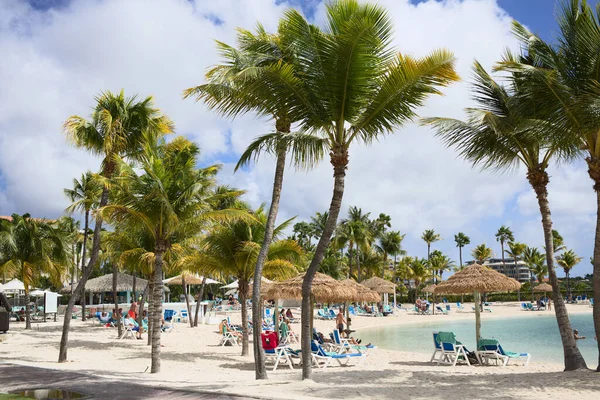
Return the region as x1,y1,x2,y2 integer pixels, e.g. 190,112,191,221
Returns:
495,1,598,369
263,0,458,379
309,212,329,242
59,90,173,363
183,205,302,357
429,251,455,282
425,59,587,369
495,226,514,276
471,244,493,265
377,231,405,279
505,241,527,281
422,229,441,283
552,230,567,254
0,214,68,329
557,250,583,300
183,24,324,380
100,137,238,373
454,232,470,269
64,171,101,320
401,257,430,297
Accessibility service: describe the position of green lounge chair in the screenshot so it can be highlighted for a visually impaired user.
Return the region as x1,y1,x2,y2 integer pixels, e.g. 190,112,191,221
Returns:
477,338,530,366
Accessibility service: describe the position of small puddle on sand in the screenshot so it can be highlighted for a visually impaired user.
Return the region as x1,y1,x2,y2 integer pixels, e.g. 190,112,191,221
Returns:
11,389,88,399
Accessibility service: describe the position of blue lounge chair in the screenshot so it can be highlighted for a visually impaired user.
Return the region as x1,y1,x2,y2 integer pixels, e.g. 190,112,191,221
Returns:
349,305,357,316
435,305,448,315
430,332,443,363
332,329,375,354
311,340,364,368
164,309,176,322
477,338,530,366
435,331,470,366
456,302,466,312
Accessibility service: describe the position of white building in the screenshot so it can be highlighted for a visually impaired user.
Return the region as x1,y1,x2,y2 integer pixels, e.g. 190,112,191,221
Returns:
466,258,532,283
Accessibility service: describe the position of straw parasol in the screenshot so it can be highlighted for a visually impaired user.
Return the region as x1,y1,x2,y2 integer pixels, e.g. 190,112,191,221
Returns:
361,276,396,294
421,284,437,294
163,274,221,286
534,283,553,292
341,279,381,303
435,263,521,344
265,272,356,302
60,273,150,293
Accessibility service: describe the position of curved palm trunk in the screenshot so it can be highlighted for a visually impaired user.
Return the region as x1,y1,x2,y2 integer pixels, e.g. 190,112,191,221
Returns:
529,169,587,370
301,145,348,380
194,277,207,327
59,186,108,363
77,209,90,297
251,140,287,379
81,285,86,322
182,275,193,328
151,247,165,373
113,264,122,338
137,283,148,329
239,276,250,356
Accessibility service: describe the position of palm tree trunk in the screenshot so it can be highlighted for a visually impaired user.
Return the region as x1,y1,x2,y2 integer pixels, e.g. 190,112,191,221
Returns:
137,284,148,329
347,244,353,279
112,263,121,337
529,169,587,370
501,242,506,276
182,275,193,328
566,271,571,300
151,246,165,373
24,290,31,330
59,186,108,363
239,276,250,357
459,246,463,269
133,272,137,302
194,277,207,327
79,210,90,314
592,188,600,371
356,251,361,282
251,140,287,379
382,251,387,279
147,278,154,346
80,284,86,322
301,145,348,380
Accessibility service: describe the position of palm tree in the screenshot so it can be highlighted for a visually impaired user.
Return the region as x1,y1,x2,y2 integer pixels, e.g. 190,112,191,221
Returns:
100,137,238,373
377,231,405,279
309,212,329,242
505,241,527,300
493,1,597,369
454,232,470,269
552,230,567,254
557,250,583,300
64,171,101,320
422,229,441,284
429,252,455,282
0,214,68,329
260,0,458,379
495,226,514,276
183,205,302,357
425,57,587,369
471,244,493,265
401,257,430,297
183,24,325,380
59,90,173,363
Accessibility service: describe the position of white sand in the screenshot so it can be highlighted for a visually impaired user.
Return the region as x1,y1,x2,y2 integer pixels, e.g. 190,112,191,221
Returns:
1,302,598,399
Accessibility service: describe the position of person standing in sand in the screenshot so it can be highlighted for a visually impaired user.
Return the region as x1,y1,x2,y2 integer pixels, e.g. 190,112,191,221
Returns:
336,308,346,336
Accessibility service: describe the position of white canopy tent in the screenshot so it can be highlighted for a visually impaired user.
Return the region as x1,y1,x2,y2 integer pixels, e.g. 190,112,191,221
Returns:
30,289,63,297
162,275,221,285
220,277,272,290
0,279,25,293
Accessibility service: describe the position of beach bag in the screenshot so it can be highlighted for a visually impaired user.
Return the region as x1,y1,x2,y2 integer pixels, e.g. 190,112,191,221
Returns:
466,351,479,365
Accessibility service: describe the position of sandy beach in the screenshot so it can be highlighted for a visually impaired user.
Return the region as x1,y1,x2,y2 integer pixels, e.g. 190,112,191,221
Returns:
1,302,599,399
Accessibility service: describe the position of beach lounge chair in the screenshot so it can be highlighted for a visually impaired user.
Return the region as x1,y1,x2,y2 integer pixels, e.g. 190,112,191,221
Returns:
219,321,241,347
590,298,594,308
456,302,466,312
349,305,357,316
436,331,470,366
317,309,334,320
331,329,375,354
311,340,365,368
435,305,448,315
120,318,137,340
262,331,298,371
476,338,530,366
430,332,443,363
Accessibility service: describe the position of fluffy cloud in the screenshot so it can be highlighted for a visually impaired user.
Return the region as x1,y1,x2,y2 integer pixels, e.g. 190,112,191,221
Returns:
0,0,594,277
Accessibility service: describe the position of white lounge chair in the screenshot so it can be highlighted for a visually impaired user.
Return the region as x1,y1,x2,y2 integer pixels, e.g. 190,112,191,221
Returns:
476,338,530,366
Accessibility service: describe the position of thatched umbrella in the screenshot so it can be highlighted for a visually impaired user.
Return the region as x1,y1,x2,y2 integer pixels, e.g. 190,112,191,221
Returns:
534,283,552,292
434,263,521,344
61,273,149,293
341,279,381,330
361,276,396,309
421,284,436,293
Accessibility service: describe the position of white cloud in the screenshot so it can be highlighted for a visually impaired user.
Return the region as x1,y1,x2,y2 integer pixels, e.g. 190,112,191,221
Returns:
0,0,594,276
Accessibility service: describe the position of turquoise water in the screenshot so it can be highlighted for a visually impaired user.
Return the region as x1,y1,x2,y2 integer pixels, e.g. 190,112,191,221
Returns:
360,312,598,365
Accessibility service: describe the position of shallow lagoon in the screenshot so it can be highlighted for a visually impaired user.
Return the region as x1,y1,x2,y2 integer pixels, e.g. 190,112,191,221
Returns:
360,312,598,365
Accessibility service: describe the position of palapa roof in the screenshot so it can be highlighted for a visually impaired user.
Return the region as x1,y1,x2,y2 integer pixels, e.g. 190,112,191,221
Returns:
534,283,553,292
421,284,437,294
341,279,381,302
361,276,396,294
248,281,272,298
61,273,149,293
265,272,357,302
163,273,220,286
434,264,521,295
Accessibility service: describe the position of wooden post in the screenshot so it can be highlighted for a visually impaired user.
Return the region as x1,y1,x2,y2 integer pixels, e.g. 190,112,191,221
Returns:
474,290,481,346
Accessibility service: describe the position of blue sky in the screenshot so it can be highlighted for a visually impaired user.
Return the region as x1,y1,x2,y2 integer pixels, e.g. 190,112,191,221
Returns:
2,0,597,278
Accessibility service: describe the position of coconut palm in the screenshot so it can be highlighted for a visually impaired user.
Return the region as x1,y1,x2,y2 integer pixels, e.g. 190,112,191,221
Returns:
377,231,405,279
309,212,329,242
182,205,302,357
422,229,442,283
494,1,599,369
59,90,173,362
471,244,493,265
429,251,455,282
557,250,583,300
0,214,69,329
425,57,587,369
454,232,470,269
552,230,567,254
257,0,458,379
100,137,244,373
495,226,514,276
505,241,527,283
401,257,430,297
